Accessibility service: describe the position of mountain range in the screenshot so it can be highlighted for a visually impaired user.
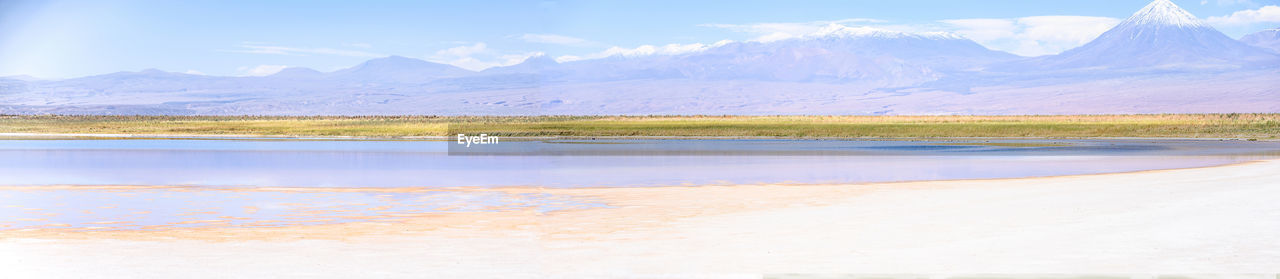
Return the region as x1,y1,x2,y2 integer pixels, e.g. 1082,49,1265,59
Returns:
1242,28,1280,53
2,0,1277,115
1000,0,1277,71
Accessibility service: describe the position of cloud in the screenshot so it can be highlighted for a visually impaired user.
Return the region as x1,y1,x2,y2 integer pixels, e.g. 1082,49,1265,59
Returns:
700,18,886,42
704,15,1123,56
701,18,885,34
750,32,800,43
428,42,541,71
555,40,733,63
704,16,1118,56
701,22,824,38
226,43,384,57
236,65,289,76
1201,0,1257,6
940,16,1121,56
1206,5,1280,26
436,42,487,58
183,69,205,75
937,19,1017,42
518,34,598,47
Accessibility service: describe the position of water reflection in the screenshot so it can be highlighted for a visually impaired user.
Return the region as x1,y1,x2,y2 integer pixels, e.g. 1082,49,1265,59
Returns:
2,138,1278,231
0,188,602,230
0,139,1277,188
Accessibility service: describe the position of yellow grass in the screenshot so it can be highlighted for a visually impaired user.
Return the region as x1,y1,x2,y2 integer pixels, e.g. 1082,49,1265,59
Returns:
0,114,1276,139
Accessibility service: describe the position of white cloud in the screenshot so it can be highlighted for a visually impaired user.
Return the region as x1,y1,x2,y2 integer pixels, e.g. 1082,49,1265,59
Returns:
751,32,800,43
496,53,543,66
700,18,886,42
183,69,205,75
704,16,1119,56
236,65,289,76
519,34,598,47
226,43,383,57
708,23,948,43
701,22,823,38
428,42,541,71
1202,0,1257,6
561,15,1108,63
937,19,1017,42
555,40,733,63
940,16,1121,56
1206,5,1280,26
436,42,487,58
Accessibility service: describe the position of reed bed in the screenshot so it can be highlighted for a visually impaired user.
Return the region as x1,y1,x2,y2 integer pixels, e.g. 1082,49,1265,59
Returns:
0,114,1276,139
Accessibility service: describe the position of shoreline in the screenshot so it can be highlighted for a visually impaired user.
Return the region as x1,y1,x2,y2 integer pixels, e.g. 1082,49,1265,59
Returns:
5,114,1277,140
0,157,1270,193
1,132,1275,142
2,159,1279,275
1,159,1276,241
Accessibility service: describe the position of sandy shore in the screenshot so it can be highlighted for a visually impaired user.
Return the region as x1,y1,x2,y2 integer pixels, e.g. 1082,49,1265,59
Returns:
3,160,1280,278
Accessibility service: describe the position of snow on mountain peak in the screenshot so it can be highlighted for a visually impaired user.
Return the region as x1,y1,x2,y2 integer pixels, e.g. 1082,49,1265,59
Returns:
1124,0,1209,28
809,24,963,40
997,0,1278,71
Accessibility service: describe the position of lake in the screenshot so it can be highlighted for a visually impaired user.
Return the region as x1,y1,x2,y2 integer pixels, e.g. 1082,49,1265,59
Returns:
2,138,1278,231
1,138,1278,188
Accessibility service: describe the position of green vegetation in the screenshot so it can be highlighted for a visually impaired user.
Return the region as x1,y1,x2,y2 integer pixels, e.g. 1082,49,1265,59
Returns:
0,114,1277,139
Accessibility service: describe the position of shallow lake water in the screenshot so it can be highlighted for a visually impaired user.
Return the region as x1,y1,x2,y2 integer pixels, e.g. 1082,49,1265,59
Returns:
2,138,1278,188
1,138,1278,230
0,188,603,231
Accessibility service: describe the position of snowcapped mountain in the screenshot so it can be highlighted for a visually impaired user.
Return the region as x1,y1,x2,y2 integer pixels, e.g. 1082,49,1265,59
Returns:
484,25,1016,86
1125,0,1210,28
663,25,1015,83
1241,28,1280,53
1,0,1277,116
1004,0,1278,71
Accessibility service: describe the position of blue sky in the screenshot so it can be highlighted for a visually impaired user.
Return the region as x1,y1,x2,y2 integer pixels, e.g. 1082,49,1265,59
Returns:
2,0,1278,78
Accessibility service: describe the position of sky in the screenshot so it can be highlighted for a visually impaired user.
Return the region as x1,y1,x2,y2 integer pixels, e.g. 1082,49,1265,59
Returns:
1,0,1278,79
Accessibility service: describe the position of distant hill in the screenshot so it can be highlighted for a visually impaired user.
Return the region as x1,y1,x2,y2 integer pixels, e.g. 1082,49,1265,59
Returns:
1,0,1276,115
1241,28,1280,54
999,0,1278,71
